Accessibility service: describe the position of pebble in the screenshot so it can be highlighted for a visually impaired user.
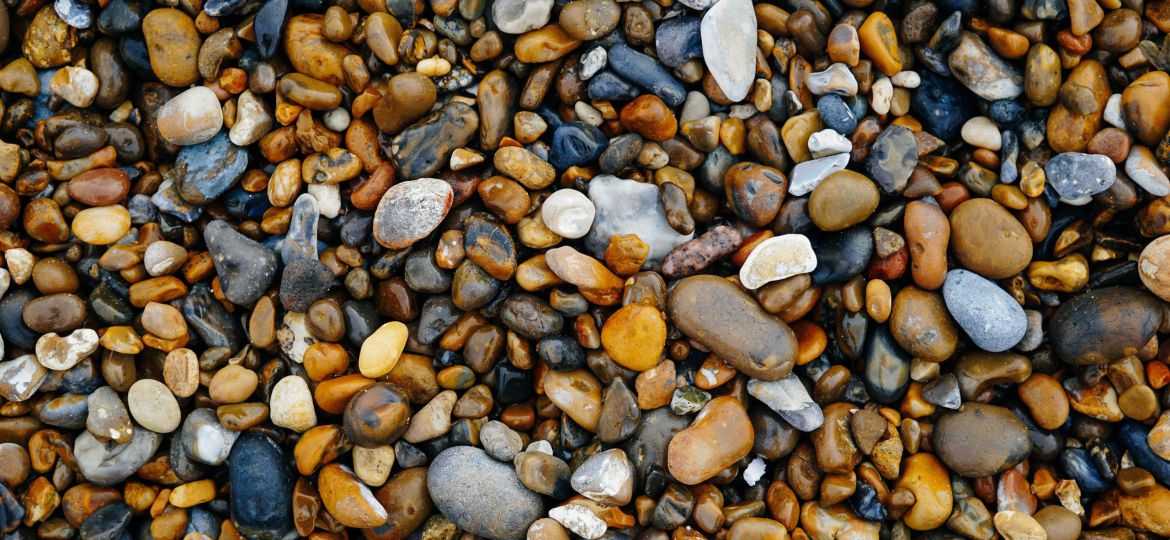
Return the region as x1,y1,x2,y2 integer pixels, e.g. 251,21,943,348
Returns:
747,374,824,431
807,129,852,159
807,64,859,96
427,446,544,538
127,379,181,434
584,175,692,263
270,376,317,432
738,234,818,289
700,0,756,102
205,219,278,305
75,428,161,485
948,32,1024,100
229,433,294,538
1045,152,1117,200
156,87,223,146
49,66,98,108
1125,146,1170,196
540,189,595,239
866,125,918,193
789,153,849,196
960,116,1002,150
1049,287,1162,365
35,328,98,370
570,448,634,505
548,504,606,539
933,403,1033,477
373,178,454,249
179,408,238,466
942,269,1027,352
667,396,753,484
492,0,553,34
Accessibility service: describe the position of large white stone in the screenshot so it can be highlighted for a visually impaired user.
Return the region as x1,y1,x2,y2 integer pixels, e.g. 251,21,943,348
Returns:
1126,146,1170,197
492,0,553,34
269,375,317,432
157,86,224,146
700,0,756,102
584,175,693,263
541,189,595,239
788,153,849,196
229,90,272,146
738,234,817,290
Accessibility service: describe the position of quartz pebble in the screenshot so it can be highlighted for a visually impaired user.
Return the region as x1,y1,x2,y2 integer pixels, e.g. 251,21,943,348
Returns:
156,87,224,146
942,269,1027,352
738,234,818,290
540,189,595,239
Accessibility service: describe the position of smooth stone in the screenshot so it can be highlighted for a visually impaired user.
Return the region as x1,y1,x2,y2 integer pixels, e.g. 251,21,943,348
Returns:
817,94,857,134
0,354,49,402
866,125,918,193
738,234,818,290
910,70,978,141
75,427,161,485
481,420,523,461
949,199,1032,279
789,153,849,196
156,87,223,146
747,374,824,431
492,0,553,34
667,396,754,485
947,32,1023,100
933,403,1033,477
1045,152,1117,199
389,102,479,180
655,16,702,68
1140,235,1170,302
373,178,454,249
229,433,294,539
700,0,756,102
548,505,606,540
49,66,98,107
807,129,852,158
668,275,798,380
549,121,607,170
584,175,693,263
807,64,859,97
175,130,249,205
607,44,686,107
180,408,238,466
205,220,278,305
960,116,1002,150
941,269,1027,352
318,463,389,527
541,189,595,239
270,376,317,432
127,379,180,434
570,448,634,505
428,446,544,539
229,90,272,146
1125,146,1170,196
36,328,99,370
810,227,874,284
1049,287,1162,365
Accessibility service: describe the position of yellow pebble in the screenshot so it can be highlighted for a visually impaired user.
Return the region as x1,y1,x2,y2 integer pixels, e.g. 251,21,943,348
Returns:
359,321,409,377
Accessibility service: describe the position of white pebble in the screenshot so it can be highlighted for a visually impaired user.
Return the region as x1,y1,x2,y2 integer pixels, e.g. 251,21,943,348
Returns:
323,107,351,132
548,505,607,540
739,234,818,290
579,47,607,80
743,456,766,486
729,104,758,119
788,153,849,196
805,63,858,96
269,375,317,432
807,129,852,159
49,66,99,108
229,90,272,146
574,101,604,127
307,183,341,218
5,248,32,284
1104,93,1126,130
541,189,596,239
960,116,1003,151
891,70,921,88
127,379,181,434
679,91,711,123
156,86,224,146
870,76,893,115
1125,146,1170,197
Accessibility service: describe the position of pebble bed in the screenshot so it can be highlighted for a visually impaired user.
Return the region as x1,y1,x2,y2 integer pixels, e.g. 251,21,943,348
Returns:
0,0,1169,538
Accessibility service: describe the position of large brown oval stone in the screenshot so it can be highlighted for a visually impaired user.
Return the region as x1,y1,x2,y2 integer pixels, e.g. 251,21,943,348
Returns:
1049,287,1163,365
949,198,1032,279
932,403,1032,478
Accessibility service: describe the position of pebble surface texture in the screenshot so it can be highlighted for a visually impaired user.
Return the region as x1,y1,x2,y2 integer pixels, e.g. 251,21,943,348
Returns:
2,0,1170,538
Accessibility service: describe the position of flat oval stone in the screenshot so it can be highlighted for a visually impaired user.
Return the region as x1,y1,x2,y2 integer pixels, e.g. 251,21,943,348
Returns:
127,379,180,434
667,396,753,485
229,432,294,538
389,102,479,180
156,86,223,146
1049,287,1163,365
427,446,544,539
75,427,161,485
667,275,798,380
373,178,454,249
1045,152,1116,200
949,199,1032,279
942,269,1027,352
933,403,1033,477
700,0,756,102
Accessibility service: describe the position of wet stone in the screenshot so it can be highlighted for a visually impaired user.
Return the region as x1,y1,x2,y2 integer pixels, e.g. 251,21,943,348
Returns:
941,269,1027,352
933,403,1033,477
1045,152,1117,200
427,446,544,538
204,220,278,306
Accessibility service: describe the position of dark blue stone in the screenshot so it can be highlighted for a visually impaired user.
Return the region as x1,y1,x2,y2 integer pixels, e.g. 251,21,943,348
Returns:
537,335,587,370
849,482,887,521
496,363,534,404
343,300,380,347
988,99,1025,126
205,220,278,305
654,16,702,68
587,70,640,101
1119,420,1170,486
550,122,607,171
60,360,103,394
175,130,249,205
0,289,40,350
79,502,131,540
910,71,978,142
118,35,156,80
182,284,245,350
935,0,980,16
863,326,910,404
203,0,260,16
811,227,873,284
55,0,93,28
1059,447,1110,493
607,43,687,107
254,0,287,59
97,0,146,34
222,186,270,220
817,94,857,135
77,257,131,297
229,433,294,540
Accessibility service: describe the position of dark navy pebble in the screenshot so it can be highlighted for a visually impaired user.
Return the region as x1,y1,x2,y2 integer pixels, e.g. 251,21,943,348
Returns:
607,43,687,107
550,122,608,170
654,16,703,68
817,94,857,135
910,70,978,142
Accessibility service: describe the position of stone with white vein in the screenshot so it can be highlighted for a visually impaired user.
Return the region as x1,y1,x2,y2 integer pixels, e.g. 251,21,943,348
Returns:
570,448,634,505
1125,146,1170,197
700,0,756,102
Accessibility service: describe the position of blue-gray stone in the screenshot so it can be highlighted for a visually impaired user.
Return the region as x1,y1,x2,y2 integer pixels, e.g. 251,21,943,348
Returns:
587,70,639,101
98,0,147,34
428,446,544,540
1118,421,1170,486
282,193,319,263
1044,152,1116,200
655,16,702,68
0,288,40,350
816,94,857,135
229,433,294,540
988,99,1025,126
607,43,686,107
810,227,873,284
254,0,288,58
1059,447,1110,493
910,70,977,141
549,121,607,171
1000,130,1019,185
203,0,261,16
55,0,92,28
175,131,249,205
942,269,1027,352
79,503,131,540
183,284,244,350
280,258,333,312
598,133,642,174
205,220,278,305
127,194,156,224
866,125,918,193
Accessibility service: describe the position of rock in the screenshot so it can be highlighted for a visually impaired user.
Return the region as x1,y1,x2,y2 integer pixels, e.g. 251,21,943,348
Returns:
808,169,880,231
789,153,849,196
75,427,161,485
49,66,98,108
1126,146,1170,196
175,130,249,205
700,0,756,102
607,44,686,108
492,0,553,34
229,91,272,146
960,116,1002,150
949,199,1032,279
1121,71,1170,146
389,102,479,180
541,189,595,239
319,463,389,528
374,73,438,135
668,275,798,380
72,206,131,245
600,303,667,371
807,63,858,96
570,448,634,505
1045,152,1116,200
1140,235,1170,302
205,220,278,305
896,454,952,530
859,12,902,76
229,433,294,539
866,125,918,193
156,87,223,146
947,32,1023,100
549,505,606,540
747,374,824,431
544,369,602,430
549,121,608,170
817,94,857,133
270,376,317,432
402,389,456,443
738,234,818,289
481,420,523,461
942,269,1027,352
1049,287,1162,365
911,70,978,141
428,446,544,539
36,329,99,370
79,502,131,540
667,396,753,484
373,178,454,249
890,286,958,362
661,225,743,278
127,379,181,434
807,129,852,159
932,403,1033,477
584,175,693,263
141,8,200,87
180,408,238,466
655,16,702,68
994,511,1047,540
0,355,48,402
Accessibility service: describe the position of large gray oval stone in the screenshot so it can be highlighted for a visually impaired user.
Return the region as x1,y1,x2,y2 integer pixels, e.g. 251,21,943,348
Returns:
941,269,1027,352
427,446,544,540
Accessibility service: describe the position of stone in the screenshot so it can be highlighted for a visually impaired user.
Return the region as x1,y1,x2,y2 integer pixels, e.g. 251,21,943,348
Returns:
180,408,238,466
948,32,1023,100
942,269,1027,352
1126,146,1170,196
541,189,595,239
373,178,454,249
127,379,181,434
270,376,317,432
427,446,544,539
807,129,852,159
1121,71,1170,146
700,0,756,102
1049,287,1162,365
1045,152,1116,200
668,275,798,380
601,303,667,371
789,153,849,196
932,404,1033,477
807,63,858,96
175,131,249,205
859,12,902,76
911,70,978,142
747,374,824,431
156,87,223,146
389,102,479,180
205,220,278,305
319,463,388,528
0,355,48,402
655,16,702,68
549,505,606,540
667,397,753,484
960,116,1002,150
49,66,98,107
229,433,294,538
492,0,553,34
949,199,1033,279
229,90,272,146
36,329,99,371
75,427,161,486
866,125,918,193
584,175,693,263
481,420,523,461
141,8,200,87
895,454,952,530
360,321,409,378
570,448,634,505
607,44,686,107
738,234,818,290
